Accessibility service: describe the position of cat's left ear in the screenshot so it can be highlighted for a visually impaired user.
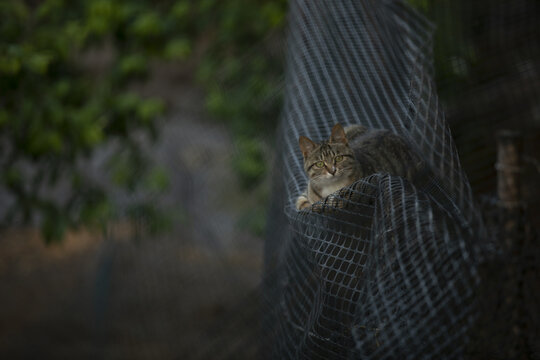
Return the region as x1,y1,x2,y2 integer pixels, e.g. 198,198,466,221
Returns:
330,123,347,144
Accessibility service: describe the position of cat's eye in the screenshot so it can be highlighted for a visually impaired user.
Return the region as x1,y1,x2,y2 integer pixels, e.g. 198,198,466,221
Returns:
335,155,343,162
315,161,325,168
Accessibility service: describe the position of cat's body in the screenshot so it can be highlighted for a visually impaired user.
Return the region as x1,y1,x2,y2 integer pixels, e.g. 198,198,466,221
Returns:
296,124,424,210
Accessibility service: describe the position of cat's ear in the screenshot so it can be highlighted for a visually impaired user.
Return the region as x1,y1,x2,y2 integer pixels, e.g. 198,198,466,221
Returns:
299,136,316,158
330,123,348,144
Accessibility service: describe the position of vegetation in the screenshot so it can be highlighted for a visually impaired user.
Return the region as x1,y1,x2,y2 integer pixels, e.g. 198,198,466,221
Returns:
0,0,287,241
407,0,481,99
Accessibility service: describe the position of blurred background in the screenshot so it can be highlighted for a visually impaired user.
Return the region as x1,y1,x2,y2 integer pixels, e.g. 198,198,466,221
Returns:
0,0,538,359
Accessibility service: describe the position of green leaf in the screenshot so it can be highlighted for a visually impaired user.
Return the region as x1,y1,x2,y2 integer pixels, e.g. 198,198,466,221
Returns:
80,198,112,225
86,0,119,35
47,132,64,153
164,38,191,60
262,3,285,28
86,0,120,34
195,58,216,83
0,110,9,127
127,203,172,234
28,130,63,155
82,123,104,146
137,98,165,122
42,210,67,243
118,54,148,76
238,205,267,236
117,3,138,22
232,139,266,188
36,0,65,20
143,167,170,192
130,12,162,37
406,0,430,11
115,92,140,112
111,157,134,187
26,53,54,74
198,0,217,13
171,1,190,20
86,17,110,35
205,88,227,116
54,79,71,98
0,56,21,75
64,21,88,49
4,167,22,187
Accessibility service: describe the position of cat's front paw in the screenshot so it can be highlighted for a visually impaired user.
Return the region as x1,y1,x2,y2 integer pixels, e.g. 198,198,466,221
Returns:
296,195,312,210
323,193,342,208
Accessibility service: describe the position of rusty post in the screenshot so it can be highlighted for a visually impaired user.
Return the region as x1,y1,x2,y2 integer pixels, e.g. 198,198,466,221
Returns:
496,130,529,359
496,130,524,210
496,130,526,251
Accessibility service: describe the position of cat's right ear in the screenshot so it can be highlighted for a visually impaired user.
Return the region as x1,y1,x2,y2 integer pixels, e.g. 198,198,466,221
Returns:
330,123,348,145
299,136,316,158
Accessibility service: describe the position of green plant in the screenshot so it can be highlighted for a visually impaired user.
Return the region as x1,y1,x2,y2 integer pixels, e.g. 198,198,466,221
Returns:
196,0,287,188
1,0,288,241
0,0,169,241
406,0,480,99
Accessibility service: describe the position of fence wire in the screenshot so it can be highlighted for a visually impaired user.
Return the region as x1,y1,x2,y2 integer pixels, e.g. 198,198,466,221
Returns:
263,1,487,358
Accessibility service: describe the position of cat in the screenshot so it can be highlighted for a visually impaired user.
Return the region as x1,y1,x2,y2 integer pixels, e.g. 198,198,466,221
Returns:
296,123,424,210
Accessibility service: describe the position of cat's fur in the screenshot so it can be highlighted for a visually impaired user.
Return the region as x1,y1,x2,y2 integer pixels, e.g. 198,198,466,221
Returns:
296,124,424,210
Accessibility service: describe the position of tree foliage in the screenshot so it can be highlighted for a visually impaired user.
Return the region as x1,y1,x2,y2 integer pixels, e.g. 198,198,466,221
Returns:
0,0,287,241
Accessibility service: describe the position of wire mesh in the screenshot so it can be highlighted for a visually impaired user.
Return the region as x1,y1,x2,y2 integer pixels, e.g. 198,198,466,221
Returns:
263,0,486,358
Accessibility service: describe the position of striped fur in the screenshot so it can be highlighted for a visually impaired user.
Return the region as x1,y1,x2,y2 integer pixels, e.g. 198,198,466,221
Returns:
296,124,424,210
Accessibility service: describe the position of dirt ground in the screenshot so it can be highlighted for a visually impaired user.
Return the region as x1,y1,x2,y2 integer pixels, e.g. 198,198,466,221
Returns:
0,226,262,360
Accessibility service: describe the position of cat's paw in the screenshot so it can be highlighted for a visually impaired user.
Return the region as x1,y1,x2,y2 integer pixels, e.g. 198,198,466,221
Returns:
296,196,312,210
308,194,342,214
323,193,343,208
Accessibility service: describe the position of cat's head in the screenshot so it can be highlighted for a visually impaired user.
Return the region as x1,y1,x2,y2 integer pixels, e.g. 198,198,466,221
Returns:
298,124,357,181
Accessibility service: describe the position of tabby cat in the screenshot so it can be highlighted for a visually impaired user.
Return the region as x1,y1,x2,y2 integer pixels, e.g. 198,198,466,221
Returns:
296,123,424,210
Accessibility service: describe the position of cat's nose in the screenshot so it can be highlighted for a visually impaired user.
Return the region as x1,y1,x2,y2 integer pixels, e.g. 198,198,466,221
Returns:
328,166,336,175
